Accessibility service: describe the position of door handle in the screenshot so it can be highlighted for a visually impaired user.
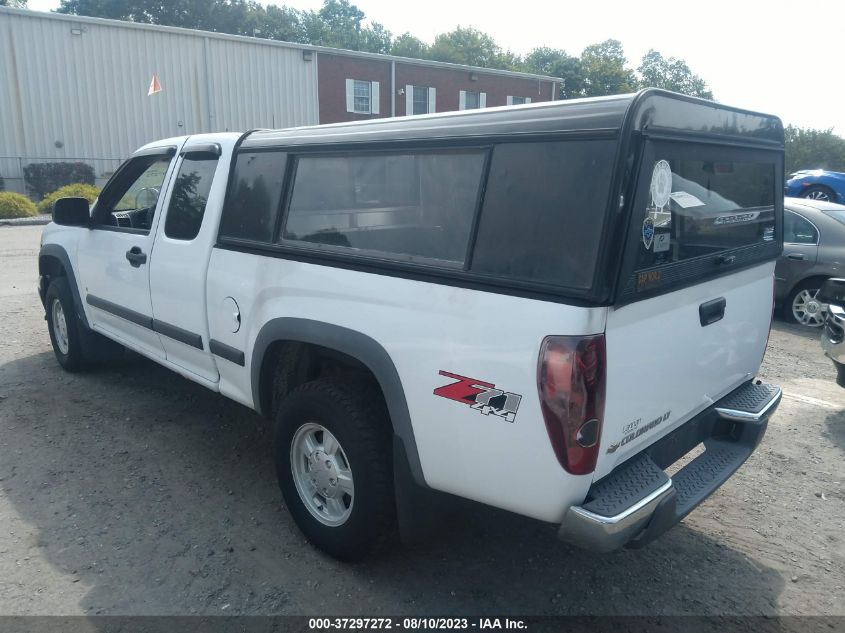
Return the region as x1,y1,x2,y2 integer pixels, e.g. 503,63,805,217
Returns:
699,297,726,326
786,253,807,261
125,246,147,267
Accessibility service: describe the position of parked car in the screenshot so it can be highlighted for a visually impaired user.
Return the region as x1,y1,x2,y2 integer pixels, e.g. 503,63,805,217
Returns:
784,170,845,203
776,197,845,326
818,278,845,386
38,90,783,560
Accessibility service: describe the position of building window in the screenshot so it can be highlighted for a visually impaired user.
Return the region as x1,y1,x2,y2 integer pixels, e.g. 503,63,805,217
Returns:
412,86,428,114
345,79,380,115
459,90,486,110
507,96,532,106
354,80,371,113
405,85,436,115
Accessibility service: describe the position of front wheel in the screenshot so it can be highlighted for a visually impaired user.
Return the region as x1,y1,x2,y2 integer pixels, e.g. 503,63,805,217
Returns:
785,280,828,327
275,379,396,560
45,277,90,372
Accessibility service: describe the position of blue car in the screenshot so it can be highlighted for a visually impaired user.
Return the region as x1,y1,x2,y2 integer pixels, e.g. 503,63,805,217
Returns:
785,170,845,203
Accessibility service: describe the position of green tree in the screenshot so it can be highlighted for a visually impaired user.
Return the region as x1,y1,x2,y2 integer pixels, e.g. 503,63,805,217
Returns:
299,9,328,44
580,39,636,96
58,0,148,22
260,5,308,43
637,49,713,99
316,0,364,49
0,0,28,6
429,26,517,70
391,32,429,59
360,21,392,54
784,125,845,175
524,47,584,99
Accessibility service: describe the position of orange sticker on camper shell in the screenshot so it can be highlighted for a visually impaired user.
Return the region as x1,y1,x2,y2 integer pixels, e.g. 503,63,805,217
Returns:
637,270,661,291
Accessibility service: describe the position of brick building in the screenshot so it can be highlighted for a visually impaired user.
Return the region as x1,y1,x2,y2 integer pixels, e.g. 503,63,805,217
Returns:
317,52,558,124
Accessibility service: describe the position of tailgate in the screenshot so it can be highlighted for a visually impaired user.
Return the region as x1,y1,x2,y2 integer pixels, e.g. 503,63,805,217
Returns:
597,261,774,479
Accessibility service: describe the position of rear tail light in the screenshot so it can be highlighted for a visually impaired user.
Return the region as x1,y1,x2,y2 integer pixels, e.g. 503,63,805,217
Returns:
537,335,606,475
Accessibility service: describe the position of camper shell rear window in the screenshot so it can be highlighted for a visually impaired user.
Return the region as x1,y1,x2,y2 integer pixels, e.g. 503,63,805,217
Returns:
618,141,783,301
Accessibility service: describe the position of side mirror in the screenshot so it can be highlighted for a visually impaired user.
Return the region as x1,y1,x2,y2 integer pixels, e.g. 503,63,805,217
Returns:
818,278,845,307
52,197,91,227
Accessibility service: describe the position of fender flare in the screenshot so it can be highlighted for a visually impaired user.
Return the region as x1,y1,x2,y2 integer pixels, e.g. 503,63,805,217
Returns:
250,317,427,487
38,243,90,329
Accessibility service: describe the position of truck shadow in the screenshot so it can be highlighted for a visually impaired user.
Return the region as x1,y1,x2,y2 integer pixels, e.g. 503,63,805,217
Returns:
0,351,784,616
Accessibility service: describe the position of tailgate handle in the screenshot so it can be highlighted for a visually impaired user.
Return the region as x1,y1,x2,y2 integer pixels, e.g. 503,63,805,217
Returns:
699,297,726,326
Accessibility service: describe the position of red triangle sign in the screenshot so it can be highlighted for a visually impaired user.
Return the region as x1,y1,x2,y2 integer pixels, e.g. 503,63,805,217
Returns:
148,74,162,96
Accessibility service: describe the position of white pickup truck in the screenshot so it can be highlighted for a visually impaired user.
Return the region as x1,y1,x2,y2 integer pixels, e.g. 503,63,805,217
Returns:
39,90,783,560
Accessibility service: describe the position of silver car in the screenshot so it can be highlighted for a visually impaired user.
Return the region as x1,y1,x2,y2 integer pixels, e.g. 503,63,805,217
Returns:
776,197,845,327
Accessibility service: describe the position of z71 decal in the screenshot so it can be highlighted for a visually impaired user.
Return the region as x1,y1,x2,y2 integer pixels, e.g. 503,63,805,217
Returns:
433,370,522,423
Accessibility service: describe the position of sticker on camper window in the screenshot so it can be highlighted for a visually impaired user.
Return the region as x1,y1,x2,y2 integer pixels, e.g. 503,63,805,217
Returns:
642,217,655,249
668,191,705,209
653,231,670,253
650,160,673,209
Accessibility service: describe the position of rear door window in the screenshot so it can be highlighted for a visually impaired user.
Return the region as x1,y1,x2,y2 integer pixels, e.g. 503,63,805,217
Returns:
164,154,219,241
784,211,818,244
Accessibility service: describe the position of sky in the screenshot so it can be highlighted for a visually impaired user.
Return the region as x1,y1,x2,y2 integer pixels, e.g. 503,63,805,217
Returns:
25,0,845,133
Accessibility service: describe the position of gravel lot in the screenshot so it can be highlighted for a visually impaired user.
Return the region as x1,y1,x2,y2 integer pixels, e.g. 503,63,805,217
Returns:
0,225,843,617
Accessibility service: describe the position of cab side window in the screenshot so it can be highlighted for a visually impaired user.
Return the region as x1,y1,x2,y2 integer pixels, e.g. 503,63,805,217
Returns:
94,154,172,233
164,154,220,240
784,210,818,244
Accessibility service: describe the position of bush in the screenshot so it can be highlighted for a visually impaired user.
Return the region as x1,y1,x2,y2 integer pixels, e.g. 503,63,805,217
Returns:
24,162,95,200
0,192,38,219
37,183,101,214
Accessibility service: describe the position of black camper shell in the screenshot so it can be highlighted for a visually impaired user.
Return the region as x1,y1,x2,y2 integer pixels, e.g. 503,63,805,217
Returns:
219,89,785,306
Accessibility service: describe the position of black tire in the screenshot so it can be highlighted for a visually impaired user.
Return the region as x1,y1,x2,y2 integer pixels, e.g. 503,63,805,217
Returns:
800,185,836,202
782,278,828,327
275,379,396,560
45,276,89,372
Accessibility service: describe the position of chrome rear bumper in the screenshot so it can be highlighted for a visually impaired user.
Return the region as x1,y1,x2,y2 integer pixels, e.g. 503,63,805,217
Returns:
559,381,781,552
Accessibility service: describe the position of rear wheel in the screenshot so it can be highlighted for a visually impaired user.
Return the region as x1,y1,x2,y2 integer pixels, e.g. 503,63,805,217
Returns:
801,185,835,202
784,279,828,327
275,379,395,560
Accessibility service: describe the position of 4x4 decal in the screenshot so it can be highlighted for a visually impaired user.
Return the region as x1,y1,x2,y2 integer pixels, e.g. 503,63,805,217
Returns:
433,370,522,422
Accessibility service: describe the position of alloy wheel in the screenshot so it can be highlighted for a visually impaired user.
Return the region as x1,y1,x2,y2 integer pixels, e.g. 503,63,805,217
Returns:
792,288,827,327
290,422,355,527
51,298,70,354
